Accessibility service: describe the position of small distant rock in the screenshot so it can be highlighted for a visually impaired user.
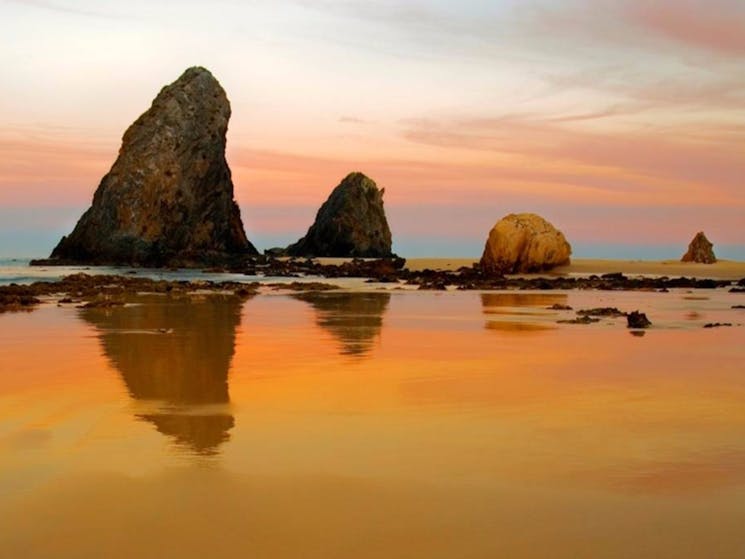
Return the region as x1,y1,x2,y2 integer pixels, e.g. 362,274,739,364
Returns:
681,232,716,264
268,282,340,292
480,213,571,275
703,322,732,328
286,172,393,257
547,303,573,310
732,305,745,309
627,311,652,329
577,307,627,318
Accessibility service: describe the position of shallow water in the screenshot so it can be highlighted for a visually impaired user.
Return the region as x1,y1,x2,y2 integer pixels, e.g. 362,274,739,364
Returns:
1,289,745,558
0,259,354,287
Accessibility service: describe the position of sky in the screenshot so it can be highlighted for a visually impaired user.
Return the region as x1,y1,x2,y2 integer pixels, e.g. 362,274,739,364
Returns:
1,0,744,258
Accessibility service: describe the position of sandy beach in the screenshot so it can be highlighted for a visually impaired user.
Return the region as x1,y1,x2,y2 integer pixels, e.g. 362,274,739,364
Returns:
401,257,745,279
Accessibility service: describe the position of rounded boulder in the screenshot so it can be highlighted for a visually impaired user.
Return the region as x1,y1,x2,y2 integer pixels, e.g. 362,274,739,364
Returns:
480,213,571,275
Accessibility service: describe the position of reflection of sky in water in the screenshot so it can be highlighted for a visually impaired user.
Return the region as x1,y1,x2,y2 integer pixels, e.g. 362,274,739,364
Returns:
1,290,745,558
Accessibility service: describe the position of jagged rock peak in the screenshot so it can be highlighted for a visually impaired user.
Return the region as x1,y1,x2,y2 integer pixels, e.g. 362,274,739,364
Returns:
47,66,256,267
286,172,393,258
681,231,716,264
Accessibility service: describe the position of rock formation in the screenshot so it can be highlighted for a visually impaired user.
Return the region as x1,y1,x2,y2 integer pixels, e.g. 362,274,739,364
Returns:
627,311,652,329
48,66,257,267
286,172,393,257
480,213,571,275
681,232,716,264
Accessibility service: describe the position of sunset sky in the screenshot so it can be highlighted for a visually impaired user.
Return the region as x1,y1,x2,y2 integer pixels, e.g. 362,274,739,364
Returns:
1,0,743,258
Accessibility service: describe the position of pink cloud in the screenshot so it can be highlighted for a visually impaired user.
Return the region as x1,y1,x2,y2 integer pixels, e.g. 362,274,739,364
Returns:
627,0,745,56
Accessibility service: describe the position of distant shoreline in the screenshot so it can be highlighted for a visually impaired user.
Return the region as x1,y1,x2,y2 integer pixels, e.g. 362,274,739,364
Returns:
300,257,745,280
3,256,744,281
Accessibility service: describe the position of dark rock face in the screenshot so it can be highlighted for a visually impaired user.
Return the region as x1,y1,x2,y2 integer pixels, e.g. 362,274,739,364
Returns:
49,66,256,267
286,172,393,257
681,232,716,264
627,311,652,329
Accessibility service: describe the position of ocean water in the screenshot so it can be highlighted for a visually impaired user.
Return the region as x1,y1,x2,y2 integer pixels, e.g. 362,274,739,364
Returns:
0,258,366,288
1,288,744,558
0,258,267,286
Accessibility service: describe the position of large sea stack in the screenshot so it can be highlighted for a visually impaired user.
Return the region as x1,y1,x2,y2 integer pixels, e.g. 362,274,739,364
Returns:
480,213,571,275
47,66,256,267
681,232,716,264
286,172,393,257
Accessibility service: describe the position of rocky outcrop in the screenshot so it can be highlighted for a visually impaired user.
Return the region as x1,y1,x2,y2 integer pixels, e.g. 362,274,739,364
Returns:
286,172,393,257
627,311,652,329
681,232,716,264
47,66,256,267
480,213,571,275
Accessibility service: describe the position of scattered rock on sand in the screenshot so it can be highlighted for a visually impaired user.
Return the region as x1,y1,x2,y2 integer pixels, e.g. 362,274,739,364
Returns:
0,293,41,313
601,272,626,281
286,172,393,257
268,282,341,292
703,322,733,328
547,303,573,310
681,232,716,264
627,311,652,329
480,213,571,275
577,307,627,318
43,67,257,267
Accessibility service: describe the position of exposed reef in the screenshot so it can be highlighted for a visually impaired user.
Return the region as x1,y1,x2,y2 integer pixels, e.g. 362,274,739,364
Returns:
3,263,743,318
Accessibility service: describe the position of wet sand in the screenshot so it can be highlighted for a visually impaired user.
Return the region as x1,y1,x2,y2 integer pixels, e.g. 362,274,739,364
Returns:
1,289,745,558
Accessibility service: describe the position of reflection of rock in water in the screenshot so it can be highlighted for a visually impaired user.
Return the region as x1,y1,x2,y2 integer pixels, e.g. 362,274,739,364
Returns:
80,295,244,455
481,292,566,334
481,293,568,309
293,292,390,357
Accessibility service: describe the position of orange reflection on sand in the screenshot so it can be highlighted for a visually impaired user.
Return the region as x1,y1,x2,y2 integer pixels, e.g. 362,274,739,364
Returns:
2,290,745,558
